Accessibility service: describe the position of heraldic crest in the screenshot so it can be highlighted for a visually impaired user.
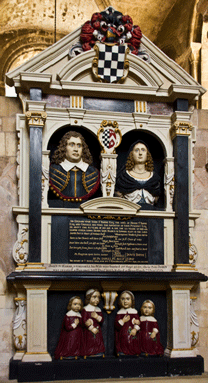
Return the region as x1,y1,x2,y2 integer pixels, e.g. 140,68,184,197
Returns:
69,7,150,83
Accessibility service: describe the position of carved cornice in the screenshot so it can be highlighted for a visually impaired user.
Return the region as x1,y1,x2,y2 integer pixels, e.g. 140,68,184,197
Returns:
25,111,47,127
170,121,193,140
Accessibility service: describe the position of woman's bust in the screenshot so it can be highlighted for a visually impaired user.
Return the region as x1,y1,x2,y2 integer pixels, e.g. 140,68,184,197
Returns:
115,141,161,205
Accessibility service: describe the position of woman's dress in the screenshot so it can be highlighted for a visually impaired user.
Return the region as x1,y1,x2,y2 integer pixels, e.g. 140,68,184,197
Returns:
54,310,83,359
140,315,164,355
82,304,105,356
115,308,141,355
115,170,161,205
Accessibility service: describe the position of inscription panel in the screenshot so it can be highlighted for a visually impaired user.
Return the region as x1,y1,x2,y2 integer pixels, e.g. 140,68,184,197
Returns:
51,216,164,265
69,219,148,264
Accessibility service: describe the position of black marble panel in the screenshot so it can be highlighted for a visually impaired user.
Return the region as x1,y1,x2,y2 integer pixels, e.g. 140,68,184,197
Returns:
173,98,189,111
30,88,42,101
51,216,164,265
7,271,208,283
29,126,42,262
83,97,134,113
168,355,204,375
51,216,69,264
173,135,189,264
9,356,204,381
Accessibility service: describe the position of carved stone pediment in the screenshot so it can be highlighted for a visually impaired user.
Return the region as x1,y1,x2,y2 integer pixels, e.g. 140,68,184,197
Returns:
80,197,140,216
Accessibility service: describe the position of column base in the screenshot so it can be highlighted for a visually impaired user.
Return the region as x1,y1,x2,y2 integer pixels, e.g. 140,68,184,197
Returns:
15,263,46,271
24,263,46,270
22,352,52,362
164,347,197,358
15,264,27,271
172,264,197,272
9,355,204,381
13,351,25,360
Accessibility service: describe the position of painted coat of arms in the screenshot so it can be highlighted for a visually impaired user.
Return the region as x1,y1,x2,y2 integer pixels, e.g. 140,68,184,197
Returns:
69,7,149,83
93,42,129,83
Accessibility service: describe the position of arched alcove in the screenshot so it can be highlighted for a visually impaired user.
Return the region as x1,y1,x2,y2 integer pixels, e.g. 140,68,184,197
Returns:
47,124,102,207
116,130,165,209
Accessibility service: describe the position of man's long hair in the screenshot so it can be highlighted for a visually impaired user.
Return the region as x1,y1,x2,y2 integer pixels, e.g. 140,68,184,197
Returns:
51,131,93,165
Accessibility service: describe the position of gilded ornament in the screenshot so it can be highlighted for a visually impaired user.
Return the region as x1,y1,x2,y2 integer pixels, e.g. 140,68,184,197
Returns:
25,111,47,127
13,227,29,264
170,122,193,140
102,291,118,314
97,120,121,154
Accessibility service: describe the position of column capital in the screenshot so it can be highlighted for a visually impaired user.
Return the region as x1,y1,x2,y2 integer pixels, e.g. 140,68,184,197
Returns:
23,281,51,290
170,121,193,140
25,111,47,127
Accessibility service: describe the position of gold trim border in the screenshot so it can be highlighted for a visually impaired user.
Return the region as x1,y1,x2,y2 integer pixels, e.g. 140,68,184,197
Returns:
25,352,48,355
14,297,26,301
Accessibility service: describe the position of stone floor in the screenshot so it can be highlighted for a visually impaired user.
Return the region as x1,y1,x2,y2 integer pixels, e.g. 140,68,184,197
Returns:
1,373,208,383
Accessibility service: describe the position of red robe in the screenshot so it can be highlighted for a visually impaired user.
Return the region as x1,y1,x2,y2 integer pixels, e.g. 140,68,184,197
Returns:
140,316,164,355
54,311,83,359
115,308,141,355
82,304,105,356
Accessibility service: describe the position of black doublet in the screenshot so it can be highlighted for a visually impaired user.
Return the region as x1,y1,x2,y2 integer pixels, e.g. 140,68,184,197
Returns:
49,163,99,201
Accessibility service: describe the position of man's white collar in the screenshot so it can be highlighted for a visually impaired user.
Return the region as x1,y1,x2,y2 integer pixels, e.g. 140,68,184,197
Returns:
60,159,89,172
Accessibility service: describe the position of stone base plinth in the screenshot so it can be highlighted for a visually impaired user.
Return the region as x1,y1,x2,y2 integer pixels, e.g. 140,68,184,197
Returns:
22,352,52,362
9,355,204,382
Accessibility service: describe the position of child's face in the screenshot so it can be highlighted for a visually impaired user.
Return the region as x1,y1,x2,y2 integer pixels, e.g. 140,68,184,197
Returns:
142,302,154,316
90,291,100,306
120,292,132,309
71,298,82,312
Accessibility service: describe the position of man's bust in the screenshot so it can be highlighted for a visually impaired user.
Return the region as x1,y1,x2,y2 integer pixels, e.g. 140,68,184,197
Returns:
49,131,99,202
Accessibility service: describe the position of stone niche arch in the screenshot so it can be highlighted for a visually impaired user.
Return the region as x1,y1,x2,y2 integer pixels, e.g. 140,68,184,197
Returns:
47,124,102,207
57,48,163,88
47,124,101,168
116,129,165,209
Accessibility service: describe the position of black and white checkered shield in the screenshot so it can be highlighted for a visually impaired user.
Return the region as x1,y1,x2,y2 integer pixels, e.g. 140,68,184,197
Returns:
101,129,117,149
93,43,129,83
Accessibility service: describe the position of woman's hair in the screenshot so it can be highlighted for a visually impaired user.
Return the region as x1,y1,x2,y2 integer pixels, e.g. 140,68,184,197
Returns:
126,143,154,172
140,299,155,316
118,290,135,308
85,289,100,305
51,131,93,165
67,296,83,311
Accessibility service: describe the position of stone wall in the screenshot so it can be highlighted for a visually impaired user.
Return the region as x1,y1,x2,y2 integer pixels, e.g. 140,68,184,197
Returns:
0,96,21,376
192,109,208,370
